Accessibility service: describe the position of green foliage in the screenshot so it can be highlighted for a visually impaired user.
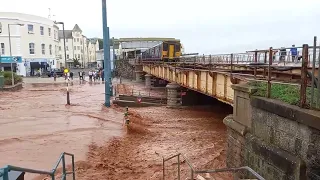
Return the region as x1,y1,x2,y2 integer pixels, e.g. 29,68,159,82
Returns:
98,39,103,50
73,58,81,66
98,38,119,50
0,71,22,85
249,81,312,107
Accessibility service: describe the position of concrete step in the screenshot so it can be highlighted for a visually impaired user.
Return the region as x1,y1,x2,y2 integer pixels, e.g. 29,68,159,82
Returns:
118,94,167,104
113,99,165,107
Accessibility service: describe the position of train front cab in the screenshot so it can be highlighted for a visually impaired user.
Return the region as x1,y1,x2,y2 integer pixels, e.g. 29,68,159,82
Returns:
162,42,181,62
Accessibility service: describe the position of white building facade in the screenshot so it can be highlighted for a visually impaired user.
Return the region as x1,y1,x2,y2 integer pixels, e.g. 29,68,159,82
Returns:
58,25,99,69
0,12,60,76
96,48,115,70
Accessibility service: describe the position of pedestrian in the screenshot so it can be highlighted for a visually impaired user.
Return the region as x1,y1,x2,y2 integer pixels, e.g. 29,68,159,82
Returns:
82,71,85,80
279,47,286,62
93,71,96,82
70,71,73,80
89,70,93,82
101,70,104,81
290,45,298,63
79,71,82,80
53,71,57,81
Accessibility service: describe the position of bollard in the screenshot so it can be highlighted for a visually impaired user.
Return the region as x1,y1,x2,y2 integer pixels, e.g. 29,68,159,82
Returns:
66,79,70,105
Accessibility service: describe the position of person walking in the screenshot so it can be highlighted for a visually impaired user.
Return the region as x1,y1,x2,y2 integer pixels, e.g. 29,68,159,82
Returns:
70,71,74,80
53,71,57,81
290,45,298,63
101,69,104,81
79,71,82,80
93,70,97,82
88,70,93,82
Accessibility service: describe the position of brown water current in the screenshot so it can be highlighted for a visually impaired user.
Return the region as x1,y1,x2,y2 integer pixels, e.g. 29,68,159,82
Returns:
0,79,232,179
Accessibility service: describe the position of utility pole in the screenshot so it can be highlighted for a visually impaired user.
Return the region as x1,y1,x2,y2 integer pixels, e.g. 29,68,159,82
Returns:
54,21,67,68
102,0,111,107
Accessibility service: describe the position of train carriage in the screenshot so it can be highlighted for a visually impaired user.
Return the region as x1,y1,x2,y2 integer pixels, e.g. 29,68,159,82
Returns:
142,40,182,62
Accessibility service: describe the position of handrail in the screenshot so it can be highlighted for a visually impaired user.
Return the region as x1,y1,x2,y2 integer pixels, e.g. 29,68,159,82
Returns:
160,152,265,180
0,152,75,180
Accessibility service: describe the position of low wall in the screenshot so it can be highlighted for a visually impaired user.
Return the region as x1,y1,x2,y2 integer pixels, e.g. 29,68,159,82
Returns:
0,83,23,91
113,94,167,107
224,84,320,180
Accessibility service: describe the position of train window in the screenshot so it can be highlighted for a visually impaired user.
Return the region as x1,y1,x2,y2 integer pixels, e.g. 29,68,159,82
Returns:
175,44,181,51
163,43,168,51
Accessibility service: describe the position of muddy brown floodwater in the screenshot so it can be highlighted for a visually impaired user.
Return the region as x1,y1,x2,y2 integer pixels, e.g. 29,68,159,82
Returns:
0,79,233,180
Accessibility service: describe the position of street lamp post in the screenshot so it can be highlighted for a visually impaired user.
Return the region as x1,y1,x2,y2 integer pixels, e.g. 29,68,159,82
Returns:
8,23,24,86
102,0,111,107
54,21,67,68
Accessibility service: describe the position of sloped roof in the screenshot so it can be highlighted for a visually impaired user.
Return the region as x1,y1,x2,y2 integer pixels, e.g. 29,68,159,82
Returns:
72,24,82,33
58,30,73,39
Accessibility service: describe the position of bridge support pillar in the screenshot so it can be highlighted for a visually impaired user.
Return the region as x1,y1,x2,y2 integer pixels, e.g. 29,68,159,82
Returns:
166,82,181,107
145,74,152,88
135,71,143,82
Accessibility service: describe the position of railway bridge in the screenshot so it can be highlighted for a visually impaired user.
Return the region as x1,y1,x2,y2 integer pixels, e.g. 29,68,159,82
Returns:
122,50,320,180
130,54,308,107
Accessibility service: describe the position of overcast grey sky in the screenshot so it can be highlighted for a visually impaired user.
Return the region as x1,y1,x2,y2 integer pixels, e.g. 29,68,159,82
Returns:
1,0,320,54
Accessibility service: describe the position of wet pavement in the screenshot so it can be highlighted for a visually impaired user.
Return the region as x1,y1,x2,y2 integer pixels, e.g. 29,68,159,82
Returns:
0,78,233,179
0,79,124,179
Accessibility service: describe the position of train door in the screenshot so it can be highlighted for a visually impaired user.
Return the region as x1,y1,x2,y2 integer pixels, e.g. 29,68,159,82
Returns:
169,44,175,59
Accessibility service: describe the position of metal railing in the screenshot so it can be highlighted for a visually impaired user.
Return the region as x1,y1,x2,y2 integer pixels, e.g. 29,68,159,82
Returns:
161,152,265,180
0,152,75,180
308,37,320,109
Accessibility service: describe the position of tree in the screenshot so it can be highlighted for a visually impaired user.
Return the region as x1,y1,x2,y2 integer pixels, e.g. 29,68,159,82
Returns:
98,38,119,50
73,58,81,67
98,39,103,50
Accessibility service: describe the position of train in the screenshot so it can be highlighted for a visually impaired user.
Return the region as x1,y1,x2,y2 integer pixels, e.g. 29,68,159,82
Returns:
141,41,182,62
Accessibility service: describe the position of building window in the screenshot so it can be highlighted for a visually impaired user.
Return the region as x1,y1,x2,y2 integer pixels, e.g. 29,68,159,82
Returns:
66,46,68,51
74,46,76,50
59,46,61,51
52,60,55,65
77,46,80,50
78,54,80,59
77,38,79,42
49,44,52,55
41,44,45,55
48,28,51,36
28,24,34,33
54,30,56,39
74,39,76,42
0,43,4,55
40,26,44,35
80,40,82,45
67,54,69,59
29,43,35,54
66,39,68,42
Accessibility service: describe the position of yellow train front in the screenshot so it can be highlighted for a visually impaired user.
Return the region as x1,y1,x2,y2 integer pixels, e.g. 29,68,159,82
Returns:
142,41,182,62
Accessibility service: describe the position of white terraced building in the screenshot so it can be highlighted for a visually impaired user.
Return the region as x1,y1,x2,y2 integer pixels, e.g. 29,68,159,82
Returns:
0,12,100,76
57,25,99,69
0,12,60,76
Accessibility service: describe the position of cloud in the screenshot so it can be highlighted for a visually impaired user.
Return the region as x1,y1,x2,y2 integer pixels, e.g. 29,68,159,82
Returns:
1,0,320,54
